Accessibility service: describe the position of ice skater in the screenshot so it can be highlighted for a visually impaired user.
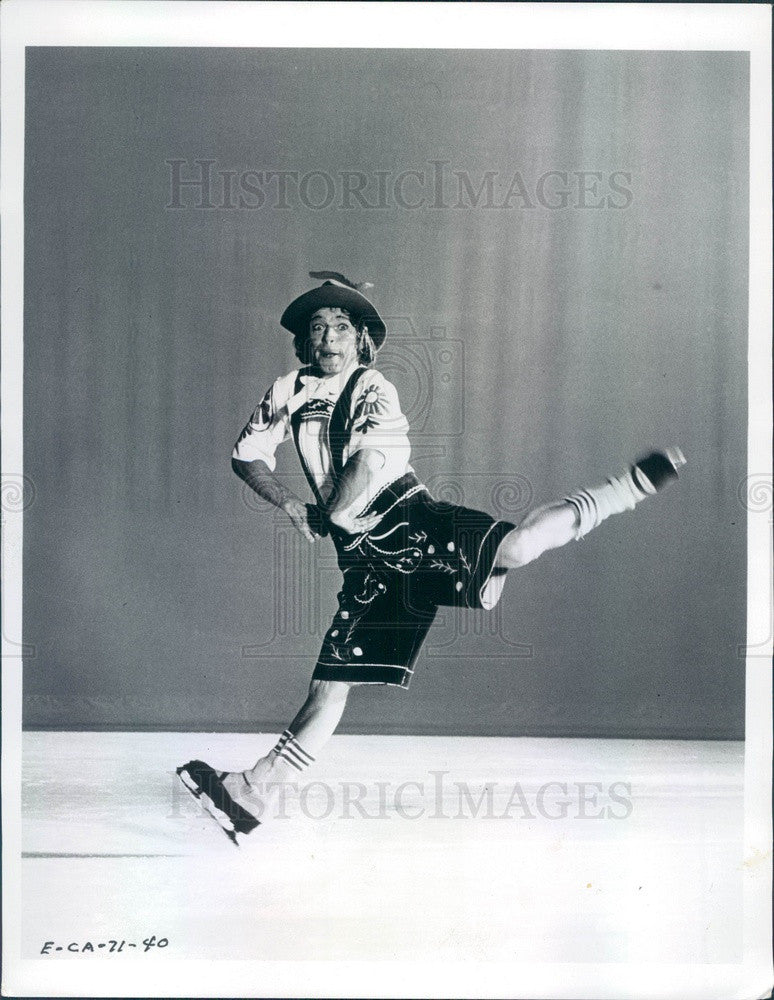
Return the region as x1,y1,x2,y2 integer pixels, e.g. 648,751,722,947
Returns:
177,272,685,844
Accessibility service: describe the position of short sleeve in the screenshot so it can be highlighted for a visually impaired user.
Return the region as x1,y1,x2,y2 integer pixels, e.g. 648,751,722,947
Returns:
232,380,290,471
346,371,411,475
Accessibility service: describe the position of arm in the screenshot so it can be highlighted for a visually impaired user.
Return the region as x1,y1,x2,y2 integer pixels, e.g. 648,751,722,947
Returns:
232,377,325,542
343,372,412,521
232,456,322,543
325,448,386,536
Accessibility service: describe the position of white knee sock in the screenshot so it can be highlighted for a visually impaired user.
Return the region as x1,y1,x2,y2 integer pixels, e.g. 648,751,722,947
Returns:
565,469,655,540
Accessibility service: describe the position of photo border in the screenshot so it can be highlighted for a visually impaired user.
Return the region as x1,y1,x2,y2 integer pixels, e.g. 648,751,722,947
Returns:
2,3,771,997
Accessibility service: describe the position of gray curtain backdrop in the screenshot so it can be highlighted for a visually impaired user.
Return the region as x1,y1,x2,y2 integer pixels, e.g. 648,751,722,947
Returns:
23,48,748,738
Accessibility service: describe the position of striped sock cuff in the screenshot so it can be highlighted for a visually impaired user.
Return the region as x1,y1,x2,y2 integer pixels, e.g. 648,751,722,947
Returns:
566,471,645,540
565,490,599,539
275,734,316,773
271,729,295,756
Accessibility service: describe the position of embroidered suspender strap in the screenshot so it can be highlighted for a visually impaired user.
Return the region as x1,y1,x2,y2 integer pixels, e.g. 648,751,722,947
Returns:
289,367,324,505
327,366,368,480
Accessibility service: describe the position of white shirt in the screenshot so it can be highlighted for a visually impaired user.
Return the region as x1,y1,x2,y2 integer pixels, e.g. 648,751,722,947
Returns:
233,362,412,504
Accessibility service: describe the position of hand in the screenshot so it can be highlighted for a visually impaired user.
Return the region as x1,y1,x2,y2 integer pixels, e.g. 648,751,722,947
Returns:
328,507,384,537
282,497,321,543
305,503,329,538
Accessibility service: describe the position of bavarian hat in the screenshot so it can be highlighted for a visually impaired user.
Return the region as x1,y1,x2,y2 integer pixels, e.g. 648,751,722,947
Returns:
280,271,387,349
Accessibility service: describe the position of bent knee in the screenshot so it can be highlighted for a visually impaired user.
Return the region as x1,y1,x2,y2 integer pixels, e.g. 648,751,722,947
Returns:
498,526,538,569
308,679,351,704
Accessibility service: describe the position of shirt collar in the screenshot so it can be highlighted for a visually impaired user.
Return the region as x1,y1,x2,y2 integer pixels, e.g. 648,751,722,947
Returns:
286,360,361,416
299,359,360,397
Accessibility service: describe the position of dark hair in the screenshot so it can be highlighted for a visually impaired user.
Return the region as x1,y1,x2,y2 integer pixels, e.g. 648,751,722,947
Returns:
293,310,377,367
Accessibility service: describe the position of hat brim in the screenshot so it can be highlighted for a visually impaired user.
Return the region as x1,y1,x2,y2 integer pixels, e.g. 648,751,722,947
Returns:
280,283,386,349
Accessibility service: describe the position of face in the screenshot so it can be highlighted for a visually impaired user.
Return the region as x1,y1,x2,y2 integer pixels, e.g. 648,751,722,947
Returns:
308,307,359,377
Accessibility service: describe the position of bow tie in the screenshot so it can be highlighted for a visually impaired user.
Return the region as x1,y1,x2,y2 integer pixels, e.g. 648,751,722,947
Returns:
299,373,336,392
286,371,347,416
299,368,359,396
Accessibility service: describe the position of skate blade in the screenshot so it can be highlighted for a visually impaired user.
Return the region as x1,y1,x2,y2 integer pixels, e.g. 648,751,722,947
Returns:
177,767,240,847
665,446,686,470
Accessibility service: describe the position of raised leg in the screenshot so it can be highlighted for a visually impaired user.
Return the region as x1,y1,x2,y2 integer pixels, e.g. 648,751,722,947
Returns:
495,500,580,569
496,448,686,570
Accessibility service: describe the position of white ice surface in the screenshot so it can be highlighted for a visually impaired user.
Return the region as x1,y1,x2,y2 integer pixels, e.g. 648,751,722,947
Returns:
21,732,744,964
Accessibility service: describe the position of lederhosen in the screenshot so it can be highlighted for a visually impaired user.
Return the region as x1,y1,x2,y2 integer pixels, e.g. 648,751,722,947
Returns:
291,366,517,688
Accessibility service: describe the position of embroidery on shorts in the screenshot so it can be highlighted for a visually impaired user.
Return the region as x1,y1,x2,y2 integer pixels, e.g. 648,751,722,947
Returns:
323,571,383,663
361,538,423,573
352,571,383,606
428,559,456,575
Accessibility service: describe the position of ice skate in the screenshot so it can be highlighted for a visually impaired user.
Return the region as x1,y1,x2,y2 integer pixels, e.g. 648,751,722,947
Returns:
176,759,260,847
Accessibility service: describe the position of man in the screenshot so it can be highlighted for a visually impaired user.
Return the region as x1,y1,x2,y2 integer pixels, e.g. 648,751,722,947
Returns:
178,272,685,845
